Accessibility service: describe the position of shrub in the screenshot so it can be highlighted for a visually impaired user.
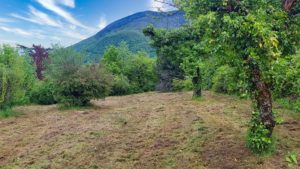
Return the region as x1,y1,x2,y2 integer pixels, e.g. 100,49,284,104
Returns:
46,47,113,107
30,81,56,105
212,65,238,94
271,54,300,99
102,43,158,95
172,78,193,91
276,98,300,113
246,112,275,155
111,75,132,96
55,64,112,106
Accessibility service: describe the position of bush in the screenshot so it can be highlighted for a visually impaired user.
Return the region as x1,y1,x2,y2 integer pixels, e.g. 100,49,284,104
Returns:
212,65,238,94
55,64,112,106
271,54,300,99
172,78,193,91
111,75,132,96
246,112,275,155
102,43,158,95
276,98,300,113
46,47,113,107
30,81,56,105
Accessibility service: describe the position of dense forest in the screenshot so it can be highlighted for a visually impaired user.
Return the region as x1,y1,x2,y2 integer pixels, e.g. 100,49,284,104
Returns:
0,0,300,168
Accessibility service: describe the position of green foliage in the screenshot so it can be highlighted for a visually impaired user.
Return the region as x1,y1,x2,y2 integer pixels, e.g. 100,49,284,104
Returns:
285,152,298,167
102,42,157,95
276,98,300,113
143,25,197,91
30,81,56,105
55,64,112,107
0,108,20,118
0,45,35,109
111,75,132,96
0,108,21,119
172,78,193,92
247,112,275,155
212,65,237,93
77,31,156,62
73,11,186,62
46,47,112,106
46,46,83,81
211,65,248,96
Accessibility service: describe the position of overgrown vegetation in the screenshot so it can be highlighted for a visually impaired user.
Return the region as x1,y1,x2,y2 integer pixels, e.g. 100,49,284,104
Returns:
0,45,35,110
30,80,57,105
102,42,158,95
246,112,275,155
45,47,113,107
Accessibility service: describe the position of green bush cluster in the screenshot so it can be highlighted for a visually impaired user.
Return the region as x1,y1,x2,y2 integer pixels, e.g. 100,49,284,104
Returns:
30,81,56,105
54,65,112,106
172,78,193,92
102,42,158,95
212,65,237,93
111,75,132,96
45,47,113,107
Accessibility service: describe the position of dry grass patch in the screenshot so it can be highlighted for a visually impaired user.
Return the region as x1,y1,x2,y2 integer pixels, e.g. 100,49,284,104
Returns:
0,91,299,169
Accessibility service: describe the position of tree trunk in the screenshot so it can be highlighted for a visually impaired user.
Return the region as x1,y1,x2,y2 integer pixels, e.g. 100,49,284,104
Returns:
247,58,275,136
192,67,201,97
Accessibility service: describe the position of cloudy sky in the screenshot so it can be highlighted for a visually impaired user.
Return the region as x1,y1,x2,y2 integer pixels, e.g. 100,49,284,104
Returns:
0,0,175,47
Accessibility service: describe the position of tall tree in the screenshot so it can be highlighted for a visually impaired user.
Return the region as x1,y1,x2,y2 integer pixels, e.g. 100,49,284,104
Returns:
177,0,300,137
17,44,49,80
143,26,200,92
30,45,49,80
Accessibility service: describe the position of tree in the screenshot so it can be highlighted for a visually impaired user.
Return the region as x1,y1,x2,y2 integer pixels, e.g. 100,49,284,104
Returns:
143,25,203,96
29,45,49,80
17,44,49,80
177,0,300,139
0,45,35,109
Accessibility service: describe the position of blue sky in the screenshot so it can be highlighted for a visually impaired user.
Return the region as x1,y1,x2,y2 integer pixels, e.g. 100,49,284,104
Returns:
0,0,174,47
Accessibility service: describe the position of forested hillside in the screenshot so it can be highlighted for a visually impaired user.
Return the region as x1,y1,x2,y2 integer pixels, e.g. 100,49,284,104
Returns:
72,10,186,62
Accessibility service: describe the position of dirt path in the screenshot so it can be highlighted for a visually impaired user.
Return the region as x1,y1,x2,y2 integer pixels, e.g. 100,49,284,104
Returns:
0,91,299,169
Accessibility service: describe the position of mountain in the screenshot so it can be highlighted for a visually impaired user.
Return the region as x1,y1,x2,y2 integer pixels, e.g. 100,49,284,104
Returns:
72,10,187,62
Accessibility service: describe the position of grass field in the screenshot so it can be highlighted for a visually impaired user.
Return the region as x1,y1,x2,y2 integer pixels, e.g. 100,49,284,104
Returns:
0,91,299,169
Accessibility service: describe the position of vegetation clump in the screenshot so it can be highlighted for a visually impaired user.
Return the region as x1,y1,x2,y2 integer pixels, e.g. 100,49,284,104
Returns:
247,112,275,155
102,42,157,95
46,47,112,107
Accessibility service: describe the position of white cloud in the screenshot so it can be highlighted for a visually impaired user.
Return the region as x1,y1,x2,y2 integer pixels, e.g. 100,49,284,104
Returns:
58,0,75,8
11,6,62,27
0,26,32,36
36,0,88,29
0,18,13,23
97,16,107,30
69,24,76,30
60,29,89,40
149,0,176,12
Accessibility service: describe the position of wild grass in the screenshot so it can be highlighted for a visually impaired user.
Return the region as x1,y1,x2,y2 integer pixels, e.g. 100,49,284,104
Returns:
0,108,21,118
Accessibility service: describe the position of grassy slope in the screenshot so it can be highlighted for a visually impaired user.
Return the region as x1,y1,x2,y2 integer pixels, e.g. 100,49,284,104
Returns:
0,91,299,169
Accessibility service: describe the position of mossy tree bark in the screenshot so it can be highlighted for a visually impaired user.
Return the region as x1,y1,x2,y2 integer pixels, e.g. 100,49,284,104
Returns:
247,58,275,136
192,67,201,97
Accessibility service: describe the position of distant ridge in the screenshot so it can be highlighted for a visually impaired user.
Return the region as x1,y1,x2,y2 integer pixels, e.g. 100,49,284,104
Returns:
72,10,187,62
